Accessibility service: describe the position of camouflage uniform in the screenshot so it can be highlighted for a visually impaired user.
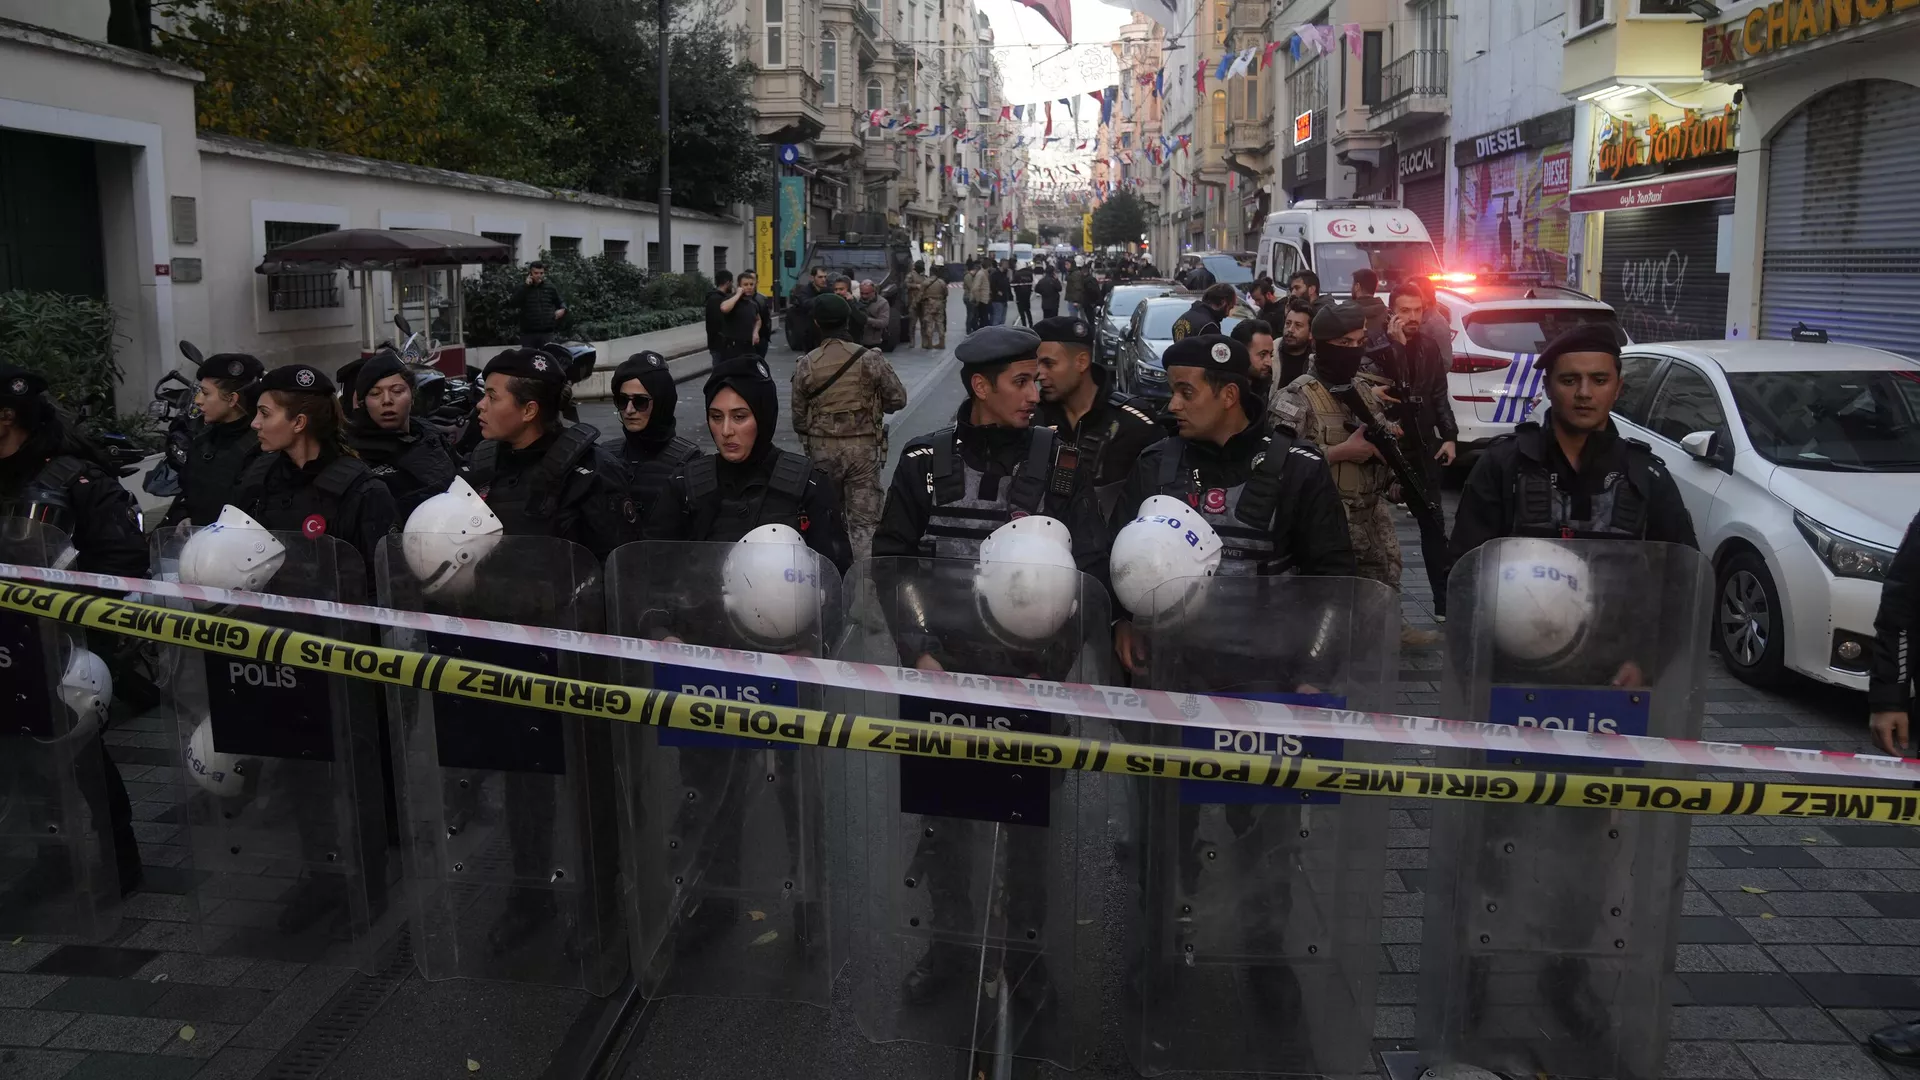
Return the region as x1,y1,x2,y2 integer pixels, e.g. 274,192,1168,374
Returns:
911,272,948,349
791,335,909,557
1270,370,1401,589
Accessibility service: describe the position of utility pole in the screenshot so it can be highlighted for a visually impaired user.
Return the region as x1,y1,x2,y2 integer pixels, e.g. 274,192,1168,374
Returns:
656,0,672,273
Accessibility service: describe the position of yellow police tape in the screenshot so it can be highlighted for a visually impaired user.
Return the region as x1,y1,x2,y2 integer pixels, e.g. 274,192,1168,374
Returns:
8,580,1918,825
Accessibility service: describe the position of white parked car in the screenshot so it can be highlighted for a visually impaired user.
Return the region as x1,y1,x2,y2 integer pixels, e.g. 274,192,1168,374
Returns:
1433,275,1624,450
1608,339,1920,690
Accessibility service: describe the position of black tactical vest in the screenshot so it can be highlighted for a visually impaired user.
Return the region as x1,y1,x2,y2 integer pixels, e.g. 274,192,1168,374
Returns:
234,453,375,536
1509,426,1655,540
683,448,811,544
178,420,260,526
919,426,1073,561
0,456,87,535
354,424,457,519
623,434,701,519
466,425,600,538
1155,435,1299,576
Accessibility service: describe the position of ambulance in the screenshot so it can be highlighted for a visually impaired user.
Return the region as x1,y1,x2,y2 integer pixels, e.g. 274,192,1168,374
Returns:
1254,199,1440,295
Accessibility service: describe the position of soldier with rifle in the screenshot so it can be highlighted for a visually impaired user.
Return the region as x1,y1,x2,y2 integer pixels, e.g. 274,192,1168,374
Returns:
1364,281,1460,618
1272,302,1442,647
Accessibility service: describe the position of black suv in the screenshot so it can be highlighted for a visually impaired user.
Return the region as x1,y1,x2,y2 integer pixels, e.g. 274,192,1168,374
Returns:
785,225,914,352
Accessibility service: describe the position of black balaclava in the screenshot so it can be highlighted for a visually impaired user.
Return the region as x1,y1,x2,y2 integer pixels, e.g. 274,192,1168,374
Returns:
1310,302,1369,385
611,352,680,453
702,355,779,470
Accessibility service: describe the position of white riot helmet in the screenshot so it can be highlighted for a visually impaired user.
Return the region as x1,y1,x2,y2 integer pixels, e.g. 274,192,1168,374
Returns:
1110,495,1223,625
1490,538,1595,665
974,516,1080,643
55,646,112,742
722,524,823,645
403,476,504,597
185,715,254,799
178,505,285,591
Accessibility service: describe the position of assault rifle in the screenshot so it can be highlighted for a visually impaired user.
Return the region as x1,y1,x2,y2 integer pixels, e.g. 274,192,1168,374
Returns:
1331,380,1446,542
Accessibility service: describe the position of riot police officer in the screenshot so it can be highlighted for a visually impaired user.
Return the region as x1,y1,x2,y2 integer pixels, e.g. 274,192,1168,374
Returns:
1031,314,1164,519
1450,323,1696,555
646,356,852,573
874,324,1108,574
462,347,634,559
0,364,145,896
605,351,701,525
345,351,459,522
231,365,396,563
1111,334,1355,672
161,351,263,528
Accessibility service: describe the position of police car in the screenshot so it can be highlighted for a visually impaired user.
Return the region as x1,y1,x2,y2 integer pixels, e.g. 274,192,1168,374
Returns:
1607,337,1920,691
1434,273,1625,450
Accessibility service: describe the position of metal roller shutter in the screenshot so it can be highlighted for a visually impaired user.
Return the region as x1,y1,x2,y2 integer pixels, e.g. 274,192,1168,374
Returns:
1600,200,1730,343
1403,177,1445,253
1761,79,1920,356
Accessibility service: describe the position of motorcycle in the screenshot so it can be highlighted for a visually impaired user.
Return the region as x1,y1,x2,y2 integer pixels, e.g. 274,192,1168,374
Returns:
138,341,204,498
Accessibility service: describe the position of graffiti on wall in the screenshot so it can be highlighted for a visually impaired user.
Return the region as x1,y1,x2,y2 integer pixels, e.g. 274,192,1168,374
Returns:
1456,144,1572,283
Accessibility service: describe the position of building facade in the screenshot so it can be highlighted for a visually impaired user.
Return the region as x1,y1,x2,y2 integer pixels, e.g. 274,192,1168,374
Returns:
1703,0,1920,354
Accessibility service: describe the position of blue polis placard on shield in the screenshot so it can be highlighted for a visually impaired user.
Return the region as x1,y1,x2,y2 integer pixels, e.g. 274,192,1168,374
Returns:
656,663,799,749
1485,685,1651,769
1180,692,1346,805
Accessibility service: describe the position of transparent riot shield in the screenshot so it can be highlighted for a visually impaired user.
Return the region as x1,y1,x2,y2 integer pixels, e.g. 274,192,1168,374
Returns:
836,555,1110,1070
152,526,396,971
1416,538,1711,1080
1126,574,1397,1077
606,540,843,1006
376,534,624,995
0,521,122,939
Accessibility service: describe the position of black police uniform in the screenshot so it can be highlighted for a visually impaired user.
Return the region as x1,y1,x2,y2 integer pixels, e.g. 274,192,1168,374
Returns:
232,366,398,564
604,352,703,525
0,367,147,896
1169,298,1223,342
644,356,852,575
343,353,460,522
1030,315,1165,519
868,325,1102,1011
162,351,264,528
1870,509,1920,719
1108,333,1355,584
1449,412,1696,559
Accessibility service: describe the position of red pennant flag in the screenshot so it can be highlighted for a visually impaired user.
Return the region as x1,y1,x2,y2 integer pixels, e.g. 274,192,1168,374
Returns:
1013,0,1070,40
1261,41,1283,70
1000,105,1011,121
1044,101,1053,136
1196,64,1206,93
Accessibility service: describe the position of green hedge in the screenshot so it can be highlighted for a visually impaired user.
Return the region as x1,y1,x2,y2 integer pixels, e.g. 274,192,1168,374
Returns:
462,251,711,345
0,290,124,424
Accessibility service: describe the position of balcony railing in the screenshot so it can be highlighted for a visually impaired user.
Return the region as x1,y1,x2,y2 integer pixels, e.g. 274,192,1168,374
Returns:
1284,61,1327,126
1377,49,1447,109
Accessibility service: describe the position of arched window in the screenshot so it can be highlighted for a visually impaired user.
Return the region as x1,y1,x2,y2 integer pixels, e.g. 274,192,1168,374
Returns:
1212,89,1227,144
867,76,883,112
821,31,838,105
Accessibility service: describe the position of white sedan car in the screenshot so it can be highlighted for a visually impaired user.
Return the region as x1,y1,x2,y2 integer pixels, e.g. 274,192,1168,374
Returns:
1609,339,1920,690
1433,275,1623,450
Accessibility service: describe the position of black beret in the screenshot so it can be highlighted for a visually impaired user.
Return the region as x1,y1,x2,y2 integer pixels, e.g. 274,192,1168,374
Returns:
1161,334,1251,379
196,352,264,384
1536,322,1624,370
1032,315,1094,347
612,351,669,387
1310,302,1368,341
0,364,47,402
353,351,410,400
256,364,335,397
482,347,567,386
812,293,852,327
954,324,1042,368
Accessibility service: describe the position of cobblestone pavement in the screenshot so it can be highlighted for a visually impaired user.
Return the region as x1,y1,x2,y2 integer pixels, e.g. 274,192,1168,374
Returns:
2,324,1909,1078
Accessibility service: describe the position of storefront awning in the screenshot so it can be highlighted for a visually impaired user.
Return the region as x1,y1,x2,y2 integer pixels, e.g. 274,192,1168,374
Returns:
1569,166,1737,214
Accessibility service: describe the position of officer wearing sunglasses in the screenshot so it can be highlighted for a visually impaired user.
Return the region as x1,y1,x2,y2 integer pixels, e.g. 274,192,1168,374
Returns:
605,351,702,521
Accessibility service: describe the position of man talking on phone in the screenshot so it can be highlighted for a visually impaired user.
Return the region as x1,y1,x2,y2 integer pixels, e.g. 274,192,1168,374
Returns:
512,261,568,348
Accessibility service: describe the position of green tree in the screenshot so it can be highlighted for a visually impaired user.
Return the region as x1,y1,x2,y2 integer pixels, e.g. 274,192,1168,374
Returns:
1089,189,1150,249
